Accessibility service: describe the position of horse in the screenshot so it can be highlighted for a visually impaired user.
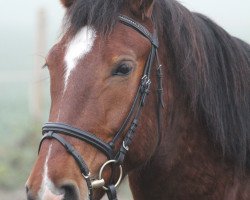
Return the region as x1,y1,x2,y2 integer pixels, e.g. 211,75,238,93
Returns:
26,0,250,199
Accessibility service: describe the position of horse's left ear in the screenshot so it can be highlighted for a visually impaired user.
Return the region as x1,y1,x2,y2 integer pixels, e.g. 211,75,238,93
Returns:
140,0,155,18
130,0,155,19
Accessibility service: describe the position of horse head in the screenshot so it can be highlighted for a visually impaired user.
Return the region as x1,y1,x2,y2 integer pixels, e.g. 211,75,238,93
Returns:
26,0,161,199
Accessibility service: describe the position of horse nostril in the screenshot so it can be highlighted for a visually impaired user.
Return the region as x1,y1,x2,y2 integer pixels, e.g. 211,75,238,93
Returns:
60,183,80,200
26,186,35,200
26,186,29,195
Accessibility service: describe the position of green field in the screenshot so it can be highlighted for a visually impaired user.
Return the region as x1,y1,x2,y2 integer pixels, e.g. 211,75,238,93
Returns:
0,77,50,189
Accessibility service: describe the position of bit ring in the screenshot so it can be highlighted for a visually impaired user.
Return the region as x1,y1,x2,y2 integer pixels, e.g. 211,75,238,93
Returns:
98,160,123,191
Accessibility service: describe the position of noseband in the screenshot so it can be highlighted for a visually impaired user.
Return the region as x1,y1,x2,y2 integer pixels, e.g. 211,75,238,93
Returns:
39,15,163,200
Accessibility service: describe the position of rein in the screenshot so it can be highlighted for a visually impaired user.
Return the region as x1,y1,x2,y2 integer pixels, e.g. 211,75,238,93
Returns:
39,14,163,200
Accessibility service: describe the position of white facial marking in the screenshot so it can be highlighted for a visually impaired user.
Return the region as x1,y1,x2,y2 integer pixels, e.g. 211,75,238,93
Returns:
38,144,64,200
64,26,96,88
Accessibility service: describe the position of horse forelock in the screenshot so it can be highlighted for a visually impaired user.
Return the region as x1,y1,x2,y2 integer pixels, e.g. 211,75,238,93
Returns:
63,0,125,36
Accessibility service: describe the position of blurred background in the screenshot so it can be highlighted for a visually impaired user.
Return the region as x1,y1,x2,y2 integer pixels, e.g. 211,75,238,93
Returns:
0,0,249,199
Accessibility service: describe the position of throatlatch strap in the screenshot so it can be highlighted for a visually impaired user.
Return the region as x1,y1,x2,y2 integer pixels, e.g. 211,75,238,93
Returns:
107,185,118,200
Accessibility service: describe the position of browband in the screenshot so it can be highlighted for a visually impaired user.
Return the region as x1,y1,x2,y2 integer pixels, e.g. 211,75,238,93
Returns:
118,15,159,48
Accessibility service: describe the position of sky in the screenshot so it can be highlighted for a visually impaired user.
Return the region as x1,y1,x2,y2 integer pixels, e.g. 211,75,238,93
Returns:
181,0,250,41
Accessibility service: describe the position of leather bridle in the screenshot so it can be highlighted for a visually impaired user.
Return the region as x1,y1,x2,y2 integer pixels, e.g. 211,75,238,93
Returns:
39,14,164,200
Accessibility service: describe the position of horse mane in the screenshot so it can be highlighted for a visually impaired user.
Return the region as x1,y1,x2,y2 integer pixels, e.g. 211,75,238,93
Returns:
63,0,250,169
154,1,250,169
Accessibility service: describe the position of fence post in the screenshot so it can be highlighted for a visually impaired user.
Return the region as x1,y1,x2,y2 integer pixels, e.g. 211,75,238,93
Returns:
31,8,47,123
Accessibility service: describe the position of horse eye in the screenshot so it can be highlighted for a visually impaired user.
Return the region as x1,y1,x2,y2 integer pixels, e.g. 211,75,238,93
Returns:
113,63,132,76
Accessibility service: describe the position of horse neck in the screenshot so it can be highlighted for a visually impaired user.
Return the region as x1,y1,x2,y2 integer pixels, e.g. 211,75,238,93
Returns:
127,54,248,200
128,111,226,199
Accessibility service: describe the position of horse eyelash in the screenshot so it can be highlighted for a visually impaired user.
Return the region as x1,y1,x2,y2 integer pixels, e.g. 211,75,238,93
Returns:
42,63,48,69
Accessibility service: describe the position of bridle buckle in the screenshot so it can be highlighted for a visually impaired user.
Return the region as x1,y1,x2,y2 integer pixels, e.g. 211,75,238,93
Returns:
82,172,91,179
123,141,129,151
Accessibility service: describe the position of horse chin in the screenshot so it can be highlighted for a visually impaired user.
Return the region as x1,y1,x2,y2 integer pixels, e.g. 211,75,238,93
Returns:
92,189,106,200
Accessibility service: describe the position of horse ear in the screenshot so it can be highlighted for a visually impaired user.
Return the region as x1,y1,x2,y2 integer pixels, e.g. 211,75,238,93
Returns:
130,0,155,19
140,0,155,18
60,0,74,8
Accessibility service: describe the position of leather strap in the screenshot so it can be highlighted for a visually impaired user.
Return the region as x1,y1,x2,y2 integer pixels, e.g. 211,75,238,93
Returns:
42,123,114,159
107,185,118,200
39,131,93,200
111,16,158,145
118,15,159,48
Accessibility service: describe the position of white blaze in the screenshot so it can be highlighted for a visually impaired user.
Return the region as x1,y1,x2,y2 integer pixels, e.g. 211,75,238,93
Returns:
38,144,64,200
64,26,96,88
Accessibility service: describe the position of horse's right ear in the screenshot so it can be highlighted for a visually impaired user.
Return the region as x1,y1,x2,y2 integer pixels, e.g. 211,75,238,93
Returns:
60,0,74,8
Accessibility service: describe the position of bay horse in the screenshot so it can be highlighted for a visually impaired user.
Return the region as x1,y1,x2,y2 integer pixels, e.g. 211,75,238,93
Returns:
26,0,250,199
